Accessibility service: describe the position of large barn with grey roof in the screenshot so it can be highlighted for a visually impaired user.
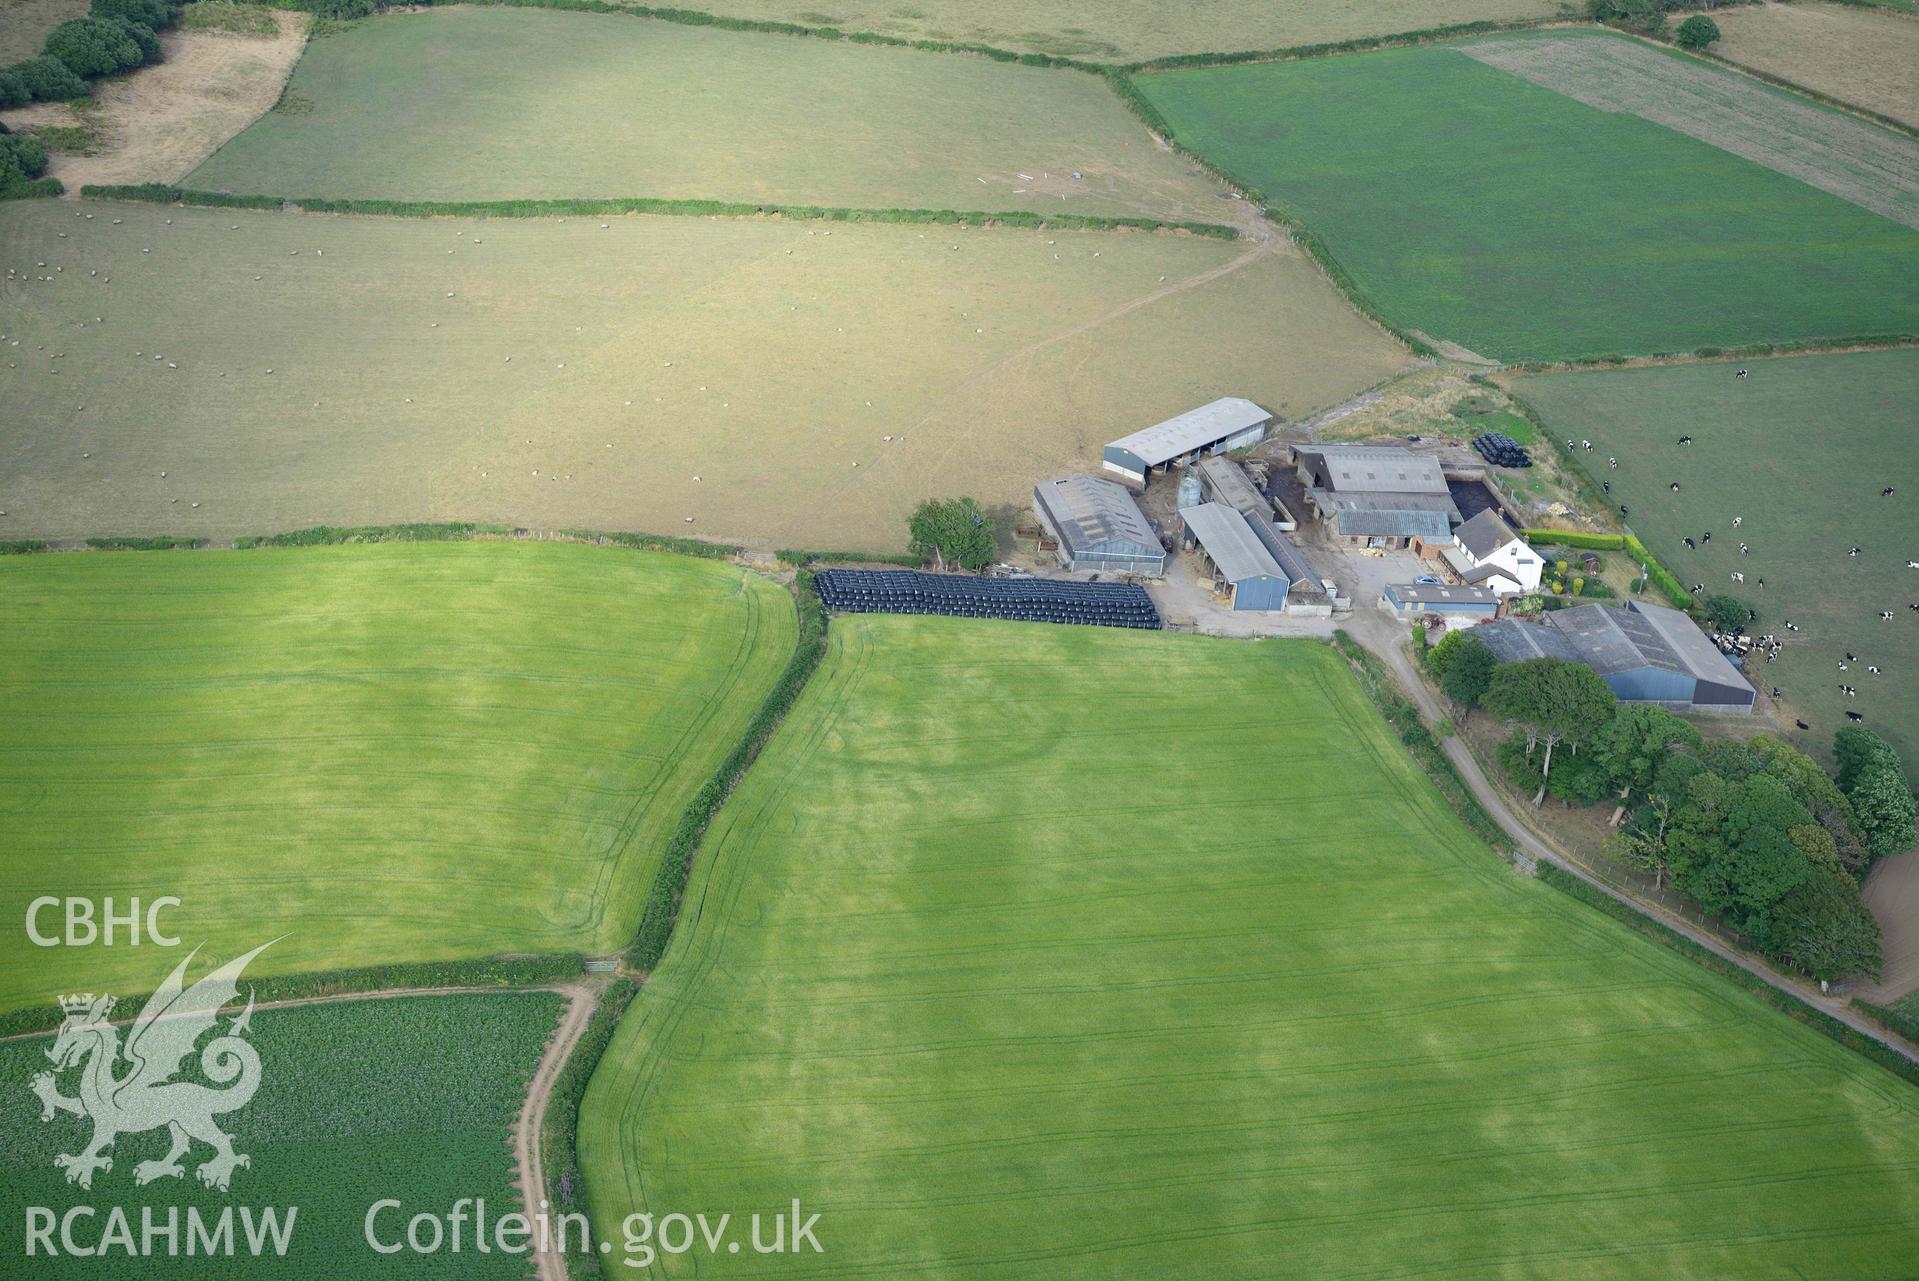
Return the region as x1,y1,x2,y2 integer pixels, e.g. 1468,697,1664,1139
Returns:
1102,398,1273,486
1033,475,1166,576
1473,599,1755,714
1293,445,1462,548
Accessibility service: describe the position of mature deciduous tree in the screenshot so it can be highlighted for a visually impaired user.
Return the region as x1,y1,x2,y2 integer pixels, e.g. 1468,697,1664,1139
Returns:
907,497,995,573
1484,658,1617,801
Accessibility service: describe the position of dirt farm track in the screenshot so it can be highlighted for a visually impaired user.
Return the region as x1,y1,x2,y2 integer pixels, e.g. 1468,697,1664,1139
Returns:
0,200,1409,551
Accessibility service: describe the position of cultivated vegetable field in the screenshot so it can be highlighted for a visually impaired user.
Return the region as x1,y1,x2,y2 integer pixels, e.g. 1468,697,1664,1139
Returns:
581,615,1919,1278
0,541,795,1011
0,990,564,1277
1133,32,1919,361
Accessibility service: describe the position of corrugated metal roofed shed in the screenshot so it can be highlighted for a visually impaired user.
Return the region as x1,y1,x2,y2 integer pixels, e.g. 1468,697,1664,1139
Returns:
1104,397,1272,471
1475,619,1578,663
1627,600,1756,688
1548,604,1674,675
1196,455,1268,518
1301,445,1450,494
1334,508,1454,540
1035,476,1159,557
1246,510,1314,585
1179,502,1289,591
1388,584,1501,605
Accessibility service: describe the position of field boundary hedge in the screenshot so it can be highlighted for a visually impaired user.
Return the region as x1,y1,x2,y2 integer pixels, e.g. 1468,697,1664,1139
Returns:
0,519,859,565
1118,17,1549,72
1857,997,1919,1047
391,0,1103,67
1097,73,1435,358
0,952,581,1038
79,183,1240,238
629,571,826,969
1,177,63,200
1518,527,1693,610
776,547,921,568
1504,333,1919,373
83,533,208,550
1538,862,1919,1087
1329,630,1513,856
540,974,637,1279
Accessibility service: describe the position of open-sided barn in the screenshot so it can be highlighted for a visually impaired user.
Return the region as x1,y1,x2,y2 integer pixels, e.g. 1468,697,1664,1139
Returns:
1102,397,1274,486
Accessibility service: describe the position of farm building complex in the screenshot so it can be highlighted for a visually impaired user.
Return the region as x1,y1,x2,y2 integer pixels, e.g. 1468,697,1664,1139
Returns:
1475,600,1757,714
1032,476,1166,576
1103,397,1274,486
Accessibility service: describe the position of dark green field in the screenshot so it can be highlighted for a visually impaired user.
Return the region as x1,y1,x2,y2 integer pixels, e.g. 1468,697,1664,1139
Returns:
1133,35,1919,361
0,990,563,1277
1506,349,1919,769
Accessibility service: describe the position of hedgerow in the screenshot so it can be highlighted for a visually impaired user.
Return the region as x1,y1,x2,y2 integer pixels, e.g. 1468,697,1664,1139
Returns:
0,133,52,197
1329,631,1512,855
83,534,207,550
79,183,1239,237
232,520,510,547
630,571,827,969
0,540,51,555
1520,528,1692,609
1538,862,1919,1088
1097,69,1435,357
1119,18,1528,73
555,528,742,559
776,548,921,568
1856,997,1919,1049
541,974,639,1278
0,952,580,1038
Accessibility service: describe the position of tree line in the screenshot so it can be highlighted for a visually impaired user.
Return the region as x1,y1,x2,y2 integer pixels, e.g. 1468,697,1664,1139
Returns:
1427,632,1916,985
0,0,180,109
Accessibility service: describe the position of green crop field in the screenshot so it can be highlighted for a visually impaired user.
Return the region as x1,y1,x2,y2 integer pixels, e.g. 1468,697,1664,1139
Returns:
580,616,1919,1278
0,541,795,1012
1505,350,1919,772
623,0,1561,61
0,199,1410,551
0,990,563,1277
186,7,1220,217
1134,33,1919,362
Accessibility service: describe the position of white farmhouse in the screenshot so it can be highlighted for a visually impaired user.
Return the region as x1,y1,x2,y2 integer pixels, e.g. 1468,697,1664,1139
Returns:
1437,510,1541,596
